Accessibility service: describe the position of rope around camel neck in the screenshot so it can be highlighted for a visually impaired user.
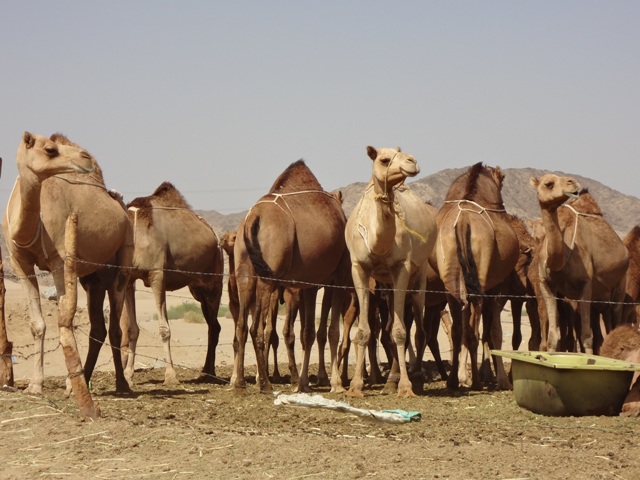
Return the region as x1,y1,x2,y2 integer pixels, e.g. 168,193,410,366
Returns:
559,203,601,250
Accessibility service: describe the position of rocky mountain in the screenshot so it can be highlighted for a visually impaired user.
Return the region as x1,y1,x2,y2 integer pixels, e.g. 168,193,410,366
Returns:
199,166,640,237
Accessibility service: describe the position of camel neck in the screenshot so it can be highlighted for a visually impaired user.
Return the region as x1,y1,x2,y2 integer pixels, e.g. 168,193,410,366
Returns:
8,174,44,247
366,185,398,256
540,206,566,271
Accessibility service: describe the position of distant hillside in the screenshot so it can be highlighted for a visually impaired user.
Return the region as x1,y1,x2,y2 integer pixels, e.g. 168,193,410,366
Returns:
2,167,639,280
207,166,640,237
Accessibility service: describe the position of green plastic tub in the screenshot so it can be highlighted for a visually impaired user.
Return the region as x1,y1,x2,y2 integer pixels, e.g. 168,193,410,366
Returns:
491,350,640,416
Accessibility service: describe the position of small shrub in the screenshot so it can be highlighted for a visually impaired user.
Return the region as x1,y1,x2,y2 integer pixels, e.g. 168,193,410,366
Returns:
184,310,205,324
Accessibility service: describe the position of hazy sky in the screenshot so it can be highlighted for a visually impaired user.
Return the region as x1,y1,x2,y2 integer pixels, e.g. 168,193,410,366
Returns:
2,1,639,214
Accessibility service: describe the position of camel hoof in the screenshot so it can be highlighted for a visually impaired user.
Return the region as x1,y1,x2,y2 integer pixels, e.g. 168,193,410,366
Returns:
163,375,180,386
23,384,43,395
330,385,346,394
115,381,134,395
294,384,313,394
345,388,364,399
233,387,249,396
397,388,417,398
496,381,513,391
380,383,398,396
314,375,330,387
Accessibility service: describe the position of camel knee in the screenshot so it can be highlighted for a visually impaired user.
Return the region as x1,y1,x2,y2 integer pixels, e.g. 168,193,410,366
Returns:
158,324,171,342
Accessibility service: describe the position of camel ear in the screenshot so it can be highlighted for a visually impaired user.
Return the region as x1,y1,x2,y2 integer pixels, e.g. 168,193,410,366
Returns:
23,131,35,149
366,146,377,161
529,177,540,188
396,147,402,152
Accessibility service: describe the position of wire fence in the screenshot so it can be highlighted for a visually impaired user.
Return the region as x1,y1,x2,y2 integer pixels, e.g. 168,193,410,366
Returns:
3,253,638,383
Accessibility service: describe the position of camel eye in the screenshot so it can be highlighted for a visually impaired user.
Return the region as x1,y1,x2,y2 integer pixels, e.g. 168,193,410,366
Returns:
380,158,390,166
44,146,59,158
544,181,554,189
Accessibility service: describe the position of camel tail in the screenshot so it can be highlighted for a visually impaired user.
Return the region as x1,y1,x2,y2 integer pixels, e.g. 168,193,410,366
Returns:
244,215,276,279
455,223,483,298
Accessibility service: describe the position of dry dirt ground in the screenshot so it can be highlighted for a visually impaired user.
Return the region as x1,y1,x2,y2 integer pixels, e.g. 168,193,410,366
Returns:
1,279,640,480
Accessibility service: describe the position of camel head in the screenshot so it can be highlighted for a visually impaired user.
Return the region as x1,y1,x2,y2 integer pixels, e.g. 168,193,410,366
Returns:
530,173,581,210
366,146,419,199
17,131,94,180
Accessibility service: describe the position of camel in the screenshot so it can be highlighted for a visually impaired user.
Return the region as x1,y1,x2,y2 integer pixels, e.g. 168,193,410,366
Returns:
222,231,302,384
600,323,640,416
345,146,437,397
530,174,629,354
435,163,519,391
2,132,133,394
232,159,348,393
119,182,224,385
622,226,640,324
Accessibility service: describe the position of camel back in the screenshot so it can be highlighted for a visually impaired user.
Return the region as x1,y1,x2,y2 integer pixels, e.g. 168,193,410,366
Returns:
127,182,191,222
267,159,323,194
444,162,505,209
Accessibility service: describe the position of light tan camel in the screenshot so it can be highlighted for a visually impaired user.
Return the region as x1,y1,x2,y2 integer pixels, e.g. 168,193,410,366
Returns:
623,226,640,324
233,159,347,393
600,323,640,416
2,132,132,394
530,174,629,353
119,182,224,385
345,146,436,397
436,163,519,391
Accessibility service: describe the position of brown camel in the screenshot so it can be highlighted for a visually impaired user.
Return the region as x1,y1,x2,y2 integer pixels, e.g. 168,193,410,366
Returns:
436,163,519,391
530,174,629,354
221,231,301,385
233,159,347,393
119,182,224,385
622,226,640,324
2,132,132,394
345,146,437,397
600,323,640,416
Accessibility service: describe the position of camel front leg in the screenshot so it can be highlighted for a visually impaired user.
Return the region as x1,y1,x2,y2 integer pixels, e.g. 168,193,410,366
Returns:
390,269,415,398
17,264,47,395
540,280,560,351
328,287,347,393
489,301,512,390
579,283,594,354
148,271,178,385
121,282,139,385
347,268,370,398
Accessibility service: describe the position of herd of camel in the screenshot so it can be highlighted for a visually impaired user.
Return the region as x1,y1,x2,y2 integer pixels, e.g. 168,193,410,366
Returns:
0,131,639,418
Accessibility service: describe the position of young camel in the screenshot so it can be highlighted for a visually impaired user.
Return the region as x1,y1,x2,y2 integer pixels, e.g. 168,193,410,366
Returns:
600,323,640,416
345,146,437,397
2,132,132,394
622,226,640,324
530,175,629,354
119,182,224,385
